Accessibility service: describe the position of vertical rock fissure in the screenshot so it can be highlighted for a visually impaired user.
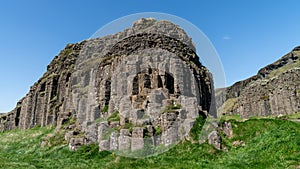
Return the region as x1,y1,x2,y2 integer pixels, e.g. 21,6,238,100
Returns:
132,76,139,95
104,79,111,106
15,107,21,127
165,73,174,95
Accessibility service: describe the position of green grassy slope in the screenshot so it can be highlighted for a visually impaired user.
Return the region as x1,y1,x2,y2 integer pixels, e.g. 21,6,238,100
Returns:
0,118,299,169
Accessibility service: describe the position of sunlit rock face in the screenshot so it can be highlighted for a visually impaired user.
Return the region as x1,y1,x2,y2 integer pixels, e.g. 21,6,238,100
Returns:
0,19,215,154
217,47,300,118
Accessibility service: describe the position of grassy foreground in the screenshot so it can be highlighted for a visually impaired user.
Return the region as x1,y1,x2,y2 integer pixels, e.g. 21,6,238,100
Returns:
0,118,299,169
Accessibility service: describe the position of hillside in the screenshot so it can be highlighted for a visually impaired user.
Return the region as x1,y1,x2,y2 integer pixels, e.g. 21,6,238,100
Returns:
218,47,300,118
0,117,299,168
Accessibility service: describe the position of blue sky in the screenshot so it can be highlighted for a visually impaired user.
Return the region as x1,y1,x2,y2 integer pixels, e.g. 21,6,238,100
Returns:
0,0,300,112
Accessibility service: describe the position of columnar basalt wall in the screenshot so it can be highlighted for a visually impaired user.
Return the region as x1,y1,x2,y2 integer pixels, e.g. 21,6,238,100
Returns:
0,42,85,131
67,26,214,152
218,47,300,118
0,19,215,153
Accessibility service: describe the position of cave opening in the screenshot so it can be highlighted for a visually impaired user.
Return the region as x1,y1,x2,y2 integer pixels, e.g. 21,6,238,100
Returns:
131,69,175,95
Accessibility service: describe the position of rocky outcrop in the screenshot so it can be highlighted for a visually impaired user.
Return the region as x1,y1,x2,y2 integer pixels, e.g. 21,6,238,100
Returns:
66,19,215,153
0,18,215,154
218,47,300,118
0,42,85,131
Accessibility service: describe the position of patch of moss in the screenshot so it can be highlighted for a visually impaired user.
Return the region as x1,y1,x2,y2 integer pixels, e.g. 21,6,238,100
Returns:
47,73,58,80
279,112,300,119
260,95,269,100
50,96,58,103
103,128,117,140
61,48,73,56
40,91,46,96
102,105,109,113
123,122,134,133
190,115,206,141
219,98,238,113
94,118,105,124
220,114,243,122
154,126,162,136
163,103,182,113
80,56,114,72
62,116,76,127
107,111,120,122
268,59,300,78
144,129,151,138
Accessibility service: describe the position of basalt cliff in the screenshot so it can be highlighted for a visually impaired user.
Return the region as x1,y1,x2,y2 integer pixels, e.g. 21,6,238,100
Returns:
2,18,299,154
0,18,215,153
218,46,300,118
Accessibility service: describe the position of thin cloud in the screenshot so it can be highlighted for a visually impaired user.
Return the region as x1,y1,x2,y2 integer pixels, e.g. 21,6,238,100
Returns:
222,36,231,40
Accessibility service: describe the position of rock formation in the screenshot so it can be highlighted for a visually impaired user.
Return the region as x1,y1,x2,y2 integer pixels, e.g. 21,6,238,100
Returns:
0,42,84,131
0,18,215,153
218,47,300,118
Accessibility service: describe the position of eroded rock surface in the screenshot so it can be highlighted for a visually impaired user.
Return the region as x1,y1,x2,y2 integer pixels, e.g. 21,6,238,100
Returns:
0,18,215,153
218,47,300,118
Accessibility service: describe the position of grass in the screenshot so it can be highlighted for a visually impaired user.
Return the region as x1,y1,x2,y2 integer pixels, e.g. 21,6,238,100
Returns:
279,112,300,120
162,103,182,113
122,122,134,132
190,114,206,141
219,98,238,113
219,119,300,168
107,111,120,122
154,125,162,136
102,105,109,113
268,59,300,78
91,117,106,124
0,118,299,168
220,114,243,122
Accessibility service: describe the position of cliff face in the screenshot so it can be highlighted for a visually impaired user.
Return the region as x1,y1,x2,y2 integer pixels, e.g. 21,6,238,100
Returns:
0,18,214,153
218,47,300,118
0,42,85,131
